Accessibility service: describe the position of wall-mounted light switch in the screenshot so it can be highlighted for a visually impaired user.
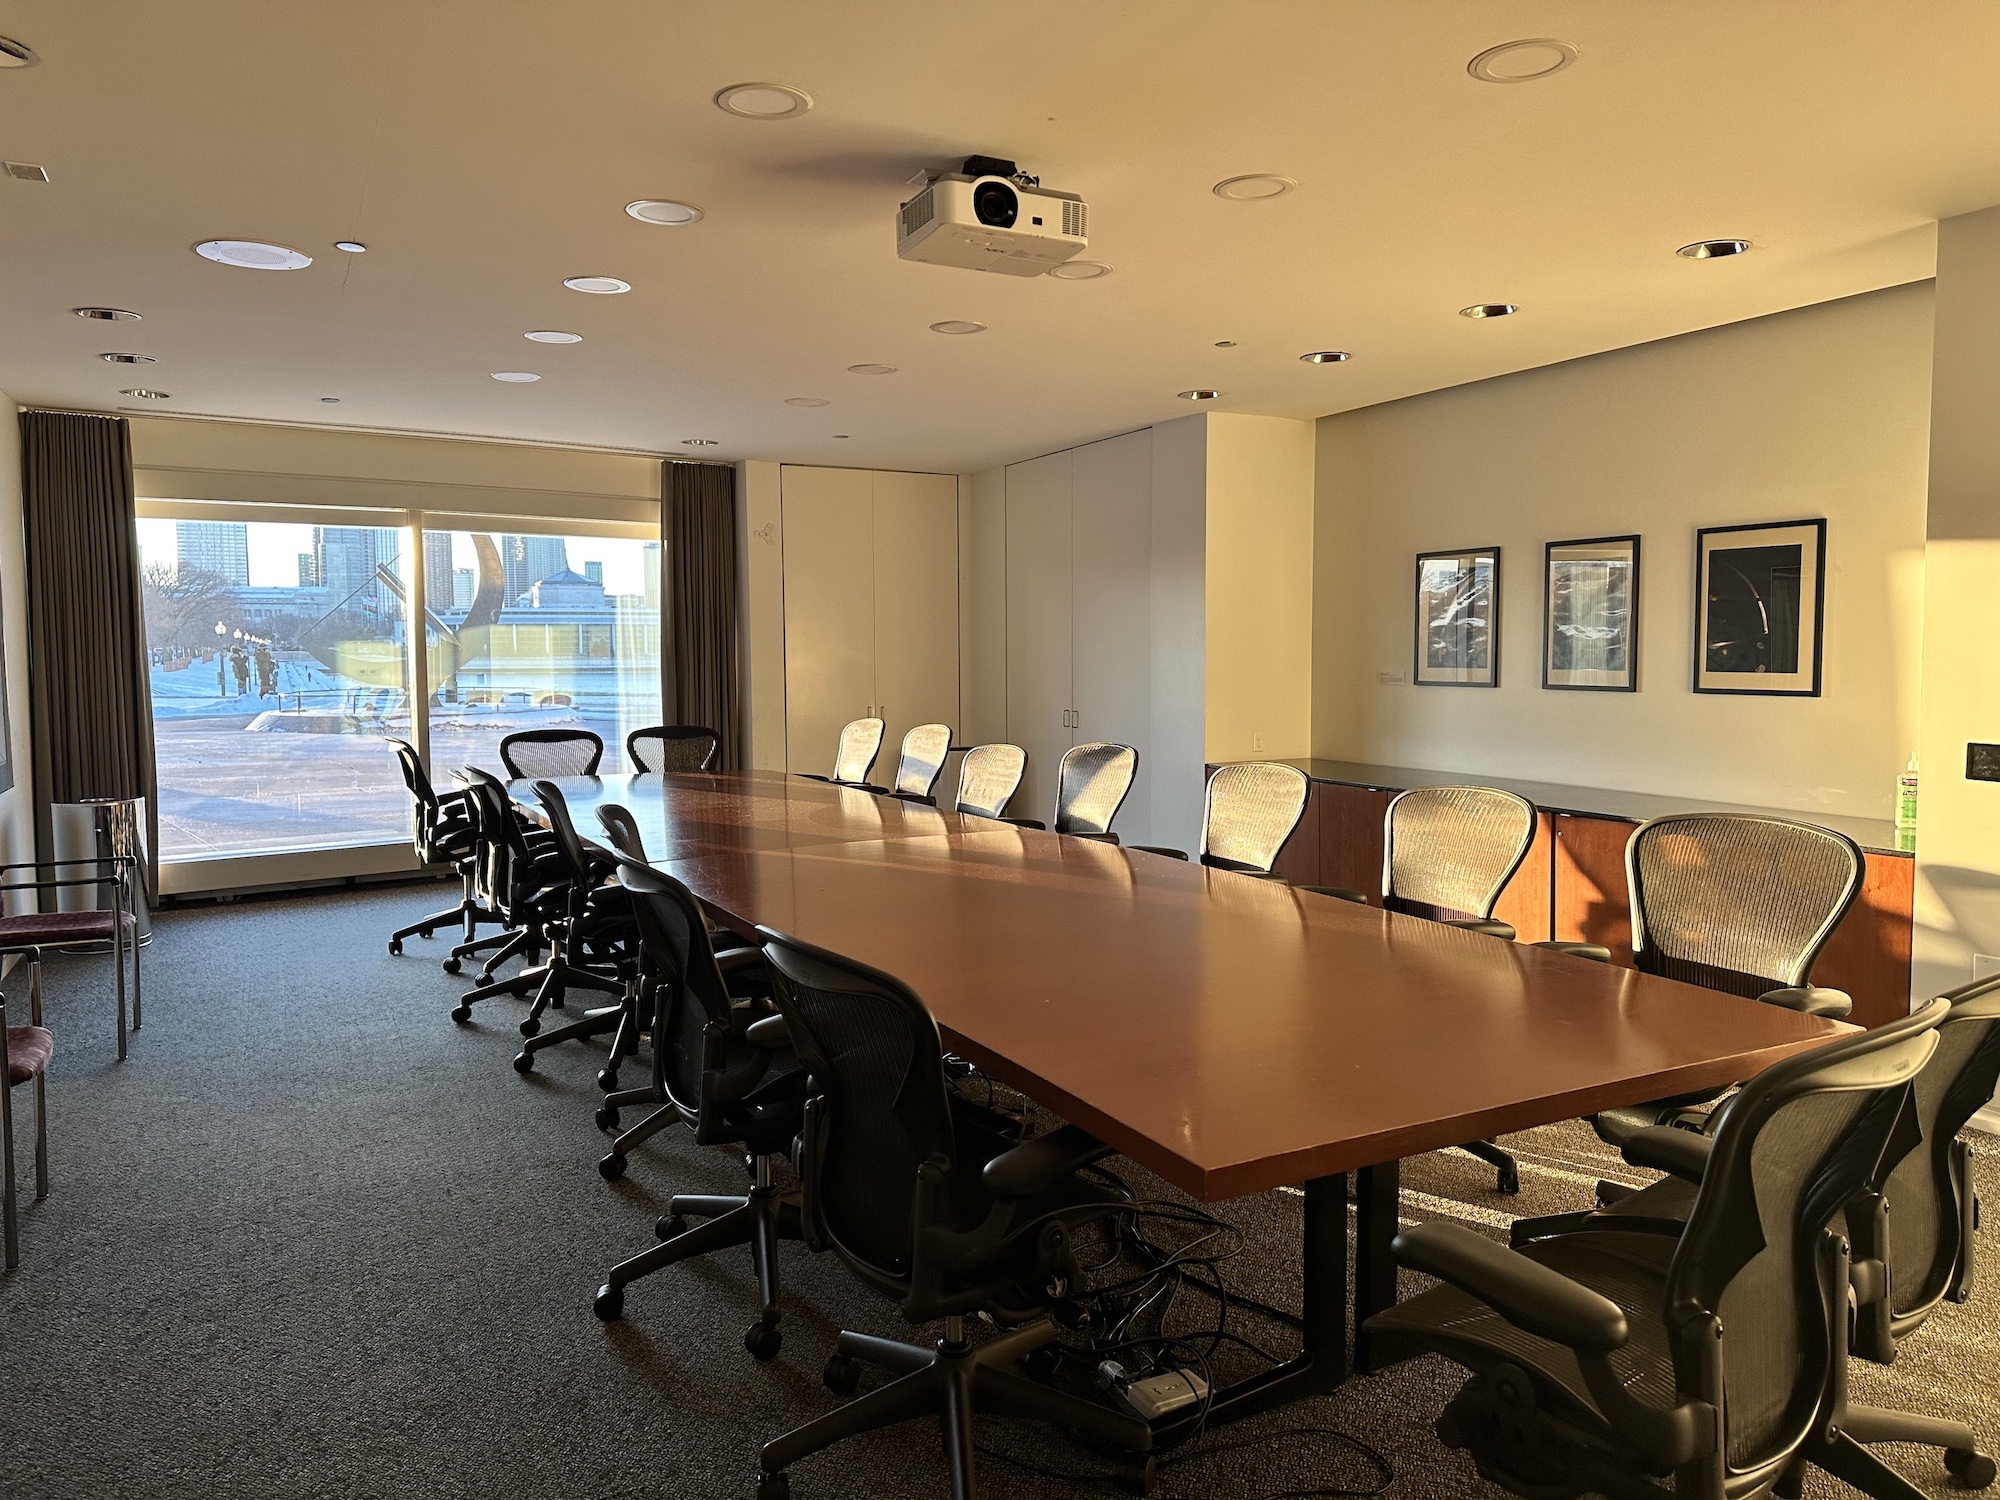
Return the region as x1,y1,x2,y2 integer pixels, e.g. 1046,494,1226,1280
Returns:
1376,669,1407,686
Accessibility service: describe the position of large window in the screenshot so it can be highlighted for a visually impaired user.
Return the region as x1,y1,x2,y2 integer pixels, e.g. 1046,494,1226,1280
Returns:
137,509,660,877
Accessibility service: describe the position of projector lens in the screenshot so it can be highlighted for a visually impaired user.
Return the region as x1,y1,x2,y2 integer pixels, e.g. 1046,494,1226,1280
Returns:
972,180,1018,229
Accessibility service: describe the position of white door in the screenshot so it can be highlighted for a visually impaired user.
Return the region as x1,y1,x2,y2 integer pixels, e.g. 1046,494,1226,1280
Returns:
871,470,960,788
781,466,876,775
1004,449,1074,822
1070,430,1155,843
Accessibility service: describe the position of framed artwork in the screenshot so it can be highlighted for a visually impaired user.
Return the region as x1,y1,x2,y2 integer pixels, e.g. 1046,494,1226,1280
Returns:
1543,534,1640,692
1693,518,1826,696
1414,546,1500,687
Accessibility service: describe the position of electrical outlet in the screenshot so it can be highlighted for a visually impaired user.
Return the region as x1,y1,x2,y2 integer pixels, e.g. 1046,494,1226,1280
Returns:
1377,669,1407,686
1252,731,1266,752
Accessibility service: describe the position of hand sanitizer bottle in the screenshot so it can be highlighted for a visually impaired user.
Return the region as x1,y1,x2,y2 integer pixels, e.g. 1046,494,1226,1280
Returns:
1897,754,1920,829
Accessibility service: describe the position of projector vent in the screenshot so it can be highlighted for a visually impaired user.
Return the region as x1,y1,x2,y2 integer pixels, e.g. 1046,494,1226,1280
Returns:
1063,200,1087,238
4,160,50,182
900,186,935,238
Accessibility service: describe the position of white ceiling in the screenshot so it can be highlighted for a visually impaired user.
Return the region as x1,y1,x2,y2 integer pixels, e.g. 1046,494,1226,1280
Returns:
2,1,1997,474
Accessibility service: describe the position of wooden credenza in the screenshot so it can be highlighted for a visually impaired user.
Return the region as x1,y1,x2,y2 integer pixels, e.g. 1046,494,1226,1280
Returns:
1235,760,1916,1029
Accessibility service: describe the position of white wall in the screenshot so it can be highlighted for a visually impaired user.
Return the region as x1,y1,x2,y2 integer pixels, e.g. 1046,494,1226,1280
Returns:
0,400,33,884
1312,283,1934,821
737,459,786,770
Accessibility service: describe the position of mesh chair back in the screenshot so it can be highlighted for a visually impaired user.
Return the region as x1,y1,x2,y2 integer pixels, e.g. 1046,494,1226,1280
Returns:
1200,763,1309,873
389,738,439,812
757,930,955,1279
596,804,648,863
499,728,603,779
954,743,1026,819
1668,998,1943,1473
530,780,595,886
627,725,719,774
459,768,536,916
892,724,953,800
1054,742,1138,837
618,863,743,1125
832,718,885,784
1382,786,1537,921
1628,814,1862,996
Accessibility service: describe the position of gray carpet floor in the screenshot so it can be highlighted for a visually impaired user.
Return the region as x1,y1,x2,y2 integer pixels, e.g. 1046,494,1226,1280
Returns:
1,885,1995,1499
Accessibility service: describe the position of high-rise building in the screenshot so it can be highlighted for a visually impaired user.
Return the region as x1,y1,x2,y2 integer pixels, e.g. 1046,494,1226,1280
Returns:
423,531,454,612
642,542,661,610
176,521,251,584
452,568,474,609
583,559,603,587
312,527,399,609
501,534,568,602
297,552,320,587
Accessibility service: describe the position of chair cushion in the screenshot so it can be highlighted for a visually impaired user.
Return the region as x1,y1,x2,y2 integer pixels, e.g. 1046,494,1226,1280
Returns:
6,1024,53,1085
0,909,135,948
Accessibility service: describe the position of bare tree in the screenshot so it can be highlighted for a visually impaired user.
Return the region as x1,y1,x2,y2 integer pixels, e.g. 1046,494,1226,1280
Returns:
142,563,240,652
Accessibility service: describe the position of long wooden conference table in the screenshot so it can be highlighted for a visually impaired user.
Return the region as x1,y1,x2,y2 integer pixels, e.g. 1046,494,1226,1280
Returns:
517,769,1847,1420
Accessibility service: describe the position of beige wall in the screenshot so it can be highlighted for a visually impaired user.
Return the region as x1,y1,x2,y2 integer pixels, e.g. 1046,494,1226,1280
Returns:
0,400,33,881
1312,282,1934,821
1916,207,2000,1011
737,460,786,771
962,465,1008,745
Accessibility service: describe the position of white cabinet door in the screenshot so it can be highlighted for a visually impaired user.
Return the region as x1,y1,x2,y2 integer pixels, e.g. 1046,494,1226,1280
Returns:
1004,449,1074,822
871,470,960,786
781,466,876,775
1070,430,1155,842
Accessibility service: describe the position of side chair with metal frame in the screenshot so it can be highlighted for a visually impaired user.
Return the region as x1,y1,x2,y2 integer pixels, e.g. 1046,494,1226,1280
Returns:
1004,741,1138,844
952,743,1026,820
2,976,54,1270
626,725,720,774
887,723,953,804
1130,761,1309,876
386,738,497,955
796,718,885,789
498,727,604,779
0,857,141,1061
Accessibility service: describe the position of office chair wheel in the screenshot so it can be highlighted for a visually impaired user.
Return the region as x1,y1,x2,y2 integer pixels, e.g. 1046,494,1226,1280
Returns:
597,1067,620,1092
512,1051,534,1074
593,1104,620,1132
1947,1448,1996,1488
822,1353,861,1395
388,938,403,955
1496,1162,1521,1195
592,1283,624,1322
520,1018,540,1038
656,1213,687,1241
598,1153,627,1182
757,1472,790,1500
1018,1345,1060,1382
442,958,462,975
450,1004,472,1024
1118,1455,1158,1496
744,1322,783,1362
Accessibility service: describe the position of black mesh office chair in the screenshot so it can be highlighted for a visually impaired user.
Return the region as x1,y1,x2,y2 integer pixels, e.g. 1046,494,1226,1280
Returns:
750,928,1153,1500
952,743,1026,820
627,725,719,773
797,718,885,788
1310,785,1537,1191
448,769,582,1025
1366,998,1968,1500
1007,741,1138,843
1577,814,1863,1152
590,866,804,1363
888,723,953,803
386,739,497,954
1131,761,1309,875
499,727,604,778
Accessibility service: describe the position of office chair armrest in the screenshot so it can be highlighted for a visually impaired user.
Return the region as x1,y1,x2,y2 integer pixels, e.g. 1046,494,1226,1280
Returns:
982,1123,1114,1199
1392,1221,1629,1353
1000,817,1047,831
1621,1126,1714,1185
849,782,892,795
891,791,939,806
794,773,833,783
1071,832,1120,845
1127,845,1189,861
745,1013,790,1051
1757,985,1852,1019
1301,885,1370,904
717,946,771,997
1533,940,1614,963
1444,917,1517,941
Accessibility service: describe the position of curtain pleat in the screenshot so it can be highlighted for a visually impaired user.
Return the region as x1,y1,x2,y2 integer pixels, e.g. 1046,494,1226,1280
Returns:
664,461,742,770
20,411,159,892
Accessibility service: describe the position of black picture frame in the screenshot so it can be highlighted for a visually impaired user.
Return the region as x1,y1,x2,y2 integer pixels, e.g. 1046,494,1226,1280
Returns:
1413,545,1501,688
1693,518,1826,697
1542,534,1641,692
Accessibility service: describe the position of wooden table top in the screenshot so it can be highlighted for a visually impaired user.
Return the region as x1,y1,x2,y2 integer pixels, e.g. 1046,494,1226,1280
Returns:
525,771,1849,1200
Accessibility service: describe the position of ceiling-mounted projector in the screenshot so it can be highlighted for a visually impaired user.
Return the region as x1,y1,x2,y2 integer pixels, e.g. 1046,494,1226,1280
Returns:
896,155,1087,277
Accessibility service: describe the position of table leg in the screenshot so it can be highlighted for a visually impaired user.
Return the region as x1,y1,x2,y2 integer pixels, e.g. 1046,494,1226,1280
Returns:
1353,1158,1406,1374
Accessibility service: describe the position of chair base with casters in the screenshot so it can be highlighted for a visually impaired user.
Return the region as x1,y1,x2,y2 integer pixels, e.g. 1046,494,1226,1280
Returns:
2,985,54,1271
389,858,500,955
513,977,637,1076
757,1315,1154,1500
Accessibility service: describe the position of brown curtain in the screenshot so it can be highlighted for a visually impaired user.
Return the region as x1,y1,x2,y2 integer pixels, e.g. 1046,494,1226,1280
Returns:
20,411,159,892
663,461,742,770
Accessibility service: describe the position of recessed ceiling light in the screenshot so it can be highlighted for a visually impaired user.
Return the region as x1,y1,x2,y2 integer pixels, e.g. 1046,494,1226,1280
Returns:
195,240,314,271
784,397,830,407
1047,260,1113,280
1214,341,1237,348
100,352,156,364
333,240,368,253
714,82,813,119
1467,38,1579,83
682,438,719,447
930,320,986,335
120,388,170,400
1178,389,1223,401
1677,238,1753,259
490,371,541,383
1460,303,1519,319
626,200,704,226
832,434,851,440
1301,350,1352,364
74,307,141,321
0,35,38,68
1212,174,1295,201
320,397,341,403
524,330,583,344
563,275,631,294
846,363,897,375
3,160,49,182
